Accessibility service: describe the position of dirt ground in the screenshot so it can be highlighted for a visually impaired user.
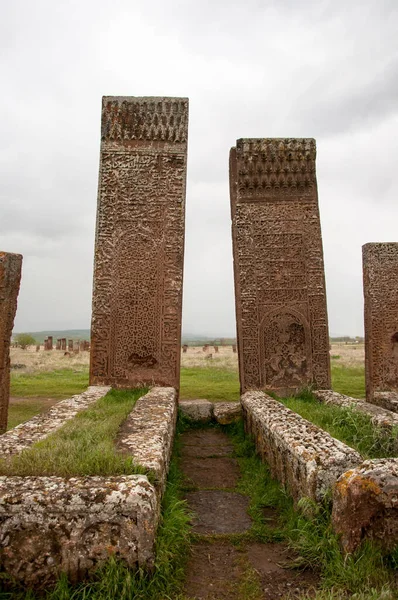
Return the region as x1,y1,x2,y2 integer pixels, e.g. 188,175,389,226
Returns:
181,428,319,599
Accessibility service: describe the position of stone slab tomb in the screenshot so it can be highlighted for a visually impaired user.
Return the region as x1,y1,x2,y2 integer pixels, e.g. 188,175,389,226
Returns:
90,97,189,389
0,387,178,587
230,139,330,396
0,252,22,433
241,391,361,502
363,243,398,403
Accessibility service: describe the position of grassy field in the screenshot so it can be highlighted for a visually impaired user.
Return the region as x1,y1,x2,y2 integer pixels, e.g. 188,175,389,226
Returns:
10,368,89,399
6,345,366,429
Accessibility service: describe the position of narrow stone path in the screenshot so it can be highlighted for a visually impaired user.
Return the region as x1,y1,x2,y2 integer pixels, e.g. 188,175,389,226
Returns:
180,427,318,600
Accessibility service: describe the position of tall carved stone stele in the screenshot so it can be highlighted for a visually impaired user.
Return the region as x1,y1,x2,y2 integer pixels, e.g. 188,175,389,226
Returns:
230,139,331,396
363,243,398,401
0,252,22,433
90,97,188,389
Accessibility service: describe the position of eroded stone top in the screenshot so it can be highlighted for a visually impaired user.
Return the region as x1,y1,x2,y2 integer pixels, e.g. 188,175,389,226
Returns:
101,96,189,143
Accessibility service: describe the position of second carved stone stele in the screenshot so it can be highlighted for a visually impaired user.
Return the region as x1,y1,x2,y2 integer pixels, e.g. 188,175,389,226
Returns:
90,97,189,389
363,243,398,401
230,139,331,396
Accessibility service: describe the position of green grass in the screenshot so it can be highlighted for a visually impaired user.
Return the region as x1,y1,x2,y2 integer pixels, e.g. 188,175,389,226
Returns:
10,368,89,399
0,389,148,477
180,366,240,401
331,364,365,398
280,390,397,459
6,399,58,430
224,421,398,599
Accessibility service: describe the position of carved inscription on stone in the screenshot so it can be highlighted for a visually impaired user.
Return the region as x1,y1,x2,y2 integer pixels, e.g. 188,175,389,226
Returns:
230,139,330,396
0,252,22,433
363,243,398,401
90,97,188,389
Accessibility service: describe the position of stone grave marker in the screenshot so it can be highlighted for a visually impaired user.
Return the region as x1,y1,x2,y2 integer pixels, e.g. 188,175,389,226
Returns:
230,138,331,396
0,252,22,433
90,97,188,389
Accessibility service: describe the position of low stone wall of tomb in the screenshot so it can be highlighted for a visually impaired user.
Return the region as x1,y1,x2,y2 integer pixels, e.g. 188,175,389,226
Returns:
0,386,177,588
241,391,362,503
241,391,398,553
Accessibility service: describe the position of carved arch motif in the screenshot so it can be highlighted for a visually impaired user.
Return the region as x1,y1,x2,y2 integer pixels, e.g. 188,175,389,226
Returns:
260,308,313,390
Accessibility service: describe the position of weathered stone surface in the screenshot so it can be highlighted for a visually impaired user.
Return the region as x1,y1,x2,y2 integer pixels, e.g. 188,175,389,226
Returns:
373,391,398,414
230,139,331,396
213,402,242,425
0,252,22,433
363,243,398,403
117,387,177,493
0,386,110,457
0,475,158,587
332,459,398,553
179,399,213,423
241,391,362,502
314,390,398,430
90,96,188,390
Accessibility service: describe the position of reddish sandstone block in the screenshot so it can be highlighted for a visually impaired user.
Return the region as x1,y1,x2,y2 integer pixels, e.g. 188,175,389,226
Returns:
90,97,188,389
0,252,22,433
363,243,398,402
230,139,331,396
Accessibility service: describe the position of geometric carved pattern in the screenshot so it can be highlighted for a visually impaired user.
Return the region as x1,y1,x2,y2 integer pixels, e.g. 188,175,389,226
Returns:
90,97,188,389
230,138,331,396
363,243,398,401
0,251,22,433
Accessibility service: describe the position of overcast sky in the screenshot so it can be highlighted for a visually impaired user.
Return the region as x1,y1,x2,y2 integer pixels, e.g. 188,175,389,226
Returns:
2,0,397,337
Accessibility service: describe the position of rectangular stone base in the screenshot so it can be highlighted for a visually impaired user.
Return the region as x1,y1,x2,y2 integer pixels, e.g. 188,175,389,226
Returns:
0,475,158,588
241,391,361,502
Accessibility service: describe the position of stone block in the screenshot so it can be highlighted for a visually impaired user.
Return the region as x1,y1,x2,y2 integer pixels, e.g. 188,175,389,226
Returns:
332,459,398,553
0,252,22,433
116,387,177,493
0,475,158,588
314,390,398,431
373,391,398,414
179,399,213,423
90,97,188,390
241,391,362,502
230,139,330,396
213,402,242,425
0,386,110,458
363,243,398,402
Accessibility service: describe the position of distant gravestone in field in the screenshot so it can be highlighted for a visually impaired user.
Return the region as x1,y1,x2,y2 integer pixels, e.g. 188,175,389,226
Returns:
232,344,237,353
230,138,331,396
182,344,188,353
90,96,189,390
0,252,22,433
363,243,398,402
56,339,61,350
61,338,67,351
44,336,53,351
214,346,219,353
68,339,73,351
